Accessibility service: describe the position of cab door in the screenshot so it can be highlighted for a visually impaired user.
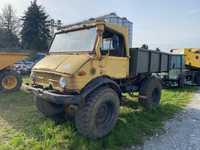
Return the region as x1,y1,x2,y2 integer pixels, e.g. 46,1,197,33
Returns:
99,31,129,78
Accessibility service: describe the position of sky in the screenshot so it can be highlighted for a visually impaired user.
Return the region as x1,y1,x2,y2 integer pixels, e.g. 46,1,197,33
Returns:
0,0,200,51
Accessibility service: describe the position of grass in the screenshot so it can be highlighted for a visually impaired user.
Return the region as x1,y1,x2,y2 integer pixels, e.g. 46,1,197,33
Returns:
0,86,196,150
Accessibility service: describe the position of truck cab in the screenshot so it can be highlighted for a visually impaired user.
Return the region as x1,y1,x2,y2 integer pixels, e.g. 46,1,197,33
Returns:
31,21,129,92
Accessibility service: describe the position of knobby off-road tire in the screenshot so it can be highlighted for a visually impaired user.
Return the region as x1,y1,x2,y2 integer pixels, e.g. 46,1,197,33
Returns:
35,96,65,121
139,77,162,110
195,72,200,85
75,87,120,139
0,70,22,92
64,105,77,122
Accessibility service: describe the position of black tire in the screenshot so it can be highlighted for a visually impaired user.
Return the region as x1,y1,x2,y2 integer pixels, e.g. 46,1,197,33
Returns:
195,72,200,85
64,105,77,122
75,87,120,139
35,96,64,119
178,74,185,88
0,70,22,92
139,77,162,110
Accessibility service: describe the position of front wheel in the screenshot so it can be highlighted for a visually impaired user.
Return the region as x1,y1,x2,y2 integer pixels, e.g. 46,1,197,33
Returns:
75,87,120,139
139,77,162,110
35,96,64,121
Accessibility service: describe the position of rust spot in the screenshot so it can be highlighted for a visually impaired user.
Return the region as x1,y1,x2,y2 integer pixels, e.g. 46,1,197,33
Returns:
99,65,104,68
90,68,96,75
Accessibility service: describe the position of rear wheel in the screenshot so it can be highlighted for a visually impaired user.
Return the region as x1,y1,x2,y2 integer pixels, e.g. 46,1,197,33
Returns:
195,72,200,85
0,71,22,92
35,96,65,121
178,74,185,88
75,87,120,139
139,77,162,110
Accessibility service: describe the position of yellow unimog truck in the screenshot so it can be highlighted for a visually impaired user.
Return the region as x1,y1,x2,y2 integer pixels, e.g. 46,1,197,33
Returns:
0,52,28,92
26,20,171,139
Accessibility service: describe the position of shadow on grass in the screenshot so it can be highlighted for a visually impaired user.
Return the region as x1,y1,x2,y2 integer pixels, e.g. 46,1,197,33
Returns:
0,87,196,150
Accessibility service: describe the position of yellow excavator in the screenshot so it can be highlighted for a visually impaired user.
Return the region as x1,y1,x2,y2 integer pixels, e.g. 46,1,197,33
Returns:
184,48,200,70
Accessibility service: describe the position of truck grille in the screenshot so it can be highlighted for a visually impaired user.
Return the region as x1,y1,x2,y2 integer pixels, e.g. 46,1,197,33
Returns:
34,72,60,88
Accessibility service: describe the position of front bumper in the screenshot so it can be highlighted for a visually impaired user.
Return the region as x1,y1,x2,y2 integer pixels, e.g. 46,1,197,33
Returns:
23,85,82,105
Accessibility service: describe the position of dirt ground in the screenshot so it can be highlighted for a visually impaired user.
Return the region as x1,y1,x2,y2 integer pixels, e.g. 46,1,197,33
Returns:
132,88,200,150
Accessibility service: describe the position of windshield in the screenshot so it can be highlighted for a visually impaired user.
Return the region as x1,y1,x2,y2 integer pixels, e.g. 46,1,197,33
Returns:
50,27,96,53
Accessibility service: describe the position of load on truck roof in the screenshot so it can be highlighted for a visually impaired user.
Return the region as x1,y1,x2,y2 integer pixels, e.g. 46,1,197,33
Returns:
60,13,133,48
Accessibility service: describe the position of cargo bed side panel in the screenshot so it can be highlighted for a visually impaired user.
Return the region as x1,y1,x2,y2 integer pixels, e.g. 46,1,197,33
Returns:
129,48,170,77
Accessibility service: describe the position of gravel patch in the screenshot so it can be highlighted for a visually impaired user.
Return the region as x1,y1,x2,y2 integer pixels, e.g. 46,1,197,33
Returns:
142,88,200,150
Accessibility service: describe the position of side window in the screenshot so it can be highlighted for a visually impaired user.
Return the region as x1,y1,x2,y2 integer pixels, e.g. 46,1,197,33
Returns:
102,38,113,50
101,30,126,57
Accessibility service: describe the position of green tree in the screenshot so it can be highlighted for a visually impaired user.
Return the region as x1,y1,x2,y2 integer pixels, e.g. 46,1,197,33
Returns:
0,29,20,49
21,0,51,51
0,4,20,49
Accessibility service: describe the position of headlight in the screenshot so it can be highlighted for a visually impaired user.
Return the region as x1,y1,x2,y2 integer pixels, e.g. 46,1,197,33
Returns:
59,77,67,88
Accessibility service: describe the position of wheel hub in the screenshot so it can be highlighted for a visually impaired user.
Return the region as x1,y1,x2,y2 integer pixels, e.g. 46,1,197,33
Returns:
95,101,114,128
2,75,17,90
